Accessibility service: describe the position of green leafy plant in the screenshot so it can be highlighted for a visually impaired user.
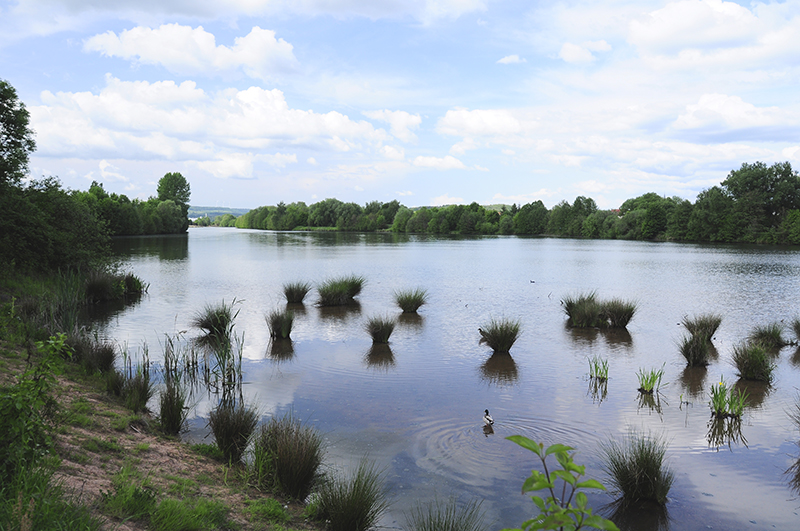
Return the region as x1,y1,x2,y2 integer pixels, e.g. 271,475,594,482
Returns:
502,435,619,531
636,365,664,394
709,376,748,419
588,356,609,381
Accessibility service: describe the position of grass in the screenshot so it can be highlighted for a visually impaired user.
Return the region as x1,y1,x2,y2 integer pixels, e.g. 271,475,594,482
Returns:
267,309,294,339
710,377,748,418
679,334,711,367
405,498,485,531
793,317,800,344
158,379,189,435
244,497,291,524
394,288,428,313
748,322,788,349
150,497,232,531
681,313,722,342
588,355,609,381
123,365,154,413
601,431,674,505
208,401,258,465
283,281,312,304
732,342,776,383
191,299,239,349
561,292,637,329
315,458,389,531
636,365,664,394
478,318,522,354
365,315,396,344
249,413,324,500
316,275,366,306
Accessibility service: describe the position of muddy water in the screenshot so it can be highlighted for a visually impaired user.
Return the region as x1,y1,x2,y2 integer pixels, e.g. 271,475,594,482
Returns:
101,228,800,530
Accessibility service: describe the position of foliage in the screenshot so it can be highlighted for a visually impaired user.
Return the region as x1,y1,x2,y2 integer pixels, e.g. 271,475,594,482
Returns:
159,379,189,435
405,498,486,531
732,342,775,383
317,275,366,306
208,401,258,464
394,288,429,313
244,497,291,524
478,317,522,354
365,315,396,344
600,431,674,505
636,365,664,394
0,78,36,188
709,376,748,418
315,458,389,531
501,435,618,531
283,281,312,303
562,293,636,329
678,334,711,367
588,356,609,381
150,497,231,531
192,299,239,349
267,309,294,339
748,322,788,349
681,313,722,342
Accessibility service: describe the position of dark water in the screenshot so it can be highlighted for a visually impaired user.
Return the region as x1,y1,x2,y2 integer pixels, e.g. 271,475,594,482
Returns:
102,228,800,530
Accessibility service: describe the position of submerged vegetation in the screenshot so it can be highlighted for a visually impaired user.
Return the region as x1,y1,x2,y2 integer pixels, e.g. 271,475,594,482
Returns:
562,292,637,329
600,431,674,505
478,317,522,354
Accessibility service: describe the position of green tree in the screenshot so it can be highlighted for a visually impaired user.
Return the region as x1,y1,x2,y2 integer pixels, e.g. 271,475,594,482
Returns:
157,172,190,232
0,79,36,188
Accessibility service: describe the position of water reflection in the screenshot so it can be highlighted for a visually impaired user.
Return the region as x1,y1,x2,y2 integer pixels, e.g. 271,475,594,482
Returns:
318,303,361,322
604,499,670,531
637,392,665,417
588,378,608,404
397,313,425,330
112,234,188,260
285,302,307,316
479,353,519,386
82,293,145,327
564,325,633,351
268,339,295,362
679,366,707,400
365,344,395,370
735,379,770,409
482,424,494,437
706,416,747,450
791,347,800,366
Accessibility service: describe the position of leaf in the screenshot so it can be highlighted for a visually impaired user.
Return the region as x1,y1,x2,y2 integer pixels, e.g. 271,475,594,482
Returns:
522,476,553,493
553,469,578,486
507,435,544,456
545,443,573,456
575,491,588,509
583,514,621,531
576,479,606,490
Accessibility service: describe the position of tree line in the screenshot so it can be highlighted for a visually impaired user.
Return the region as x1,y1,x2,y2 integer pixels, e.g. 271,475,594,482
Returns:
224,161,800,245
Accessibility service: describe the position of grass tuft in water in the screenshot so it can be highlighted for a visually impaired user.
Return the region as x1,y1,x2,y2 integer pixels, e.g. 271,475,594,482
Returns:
365,316,396,344
315,458,389,531
732,342,776,383
601,431,674,505
267,309,294,339
681,313,722,342
709,376,748,418
317,275,366,306
636,365,664,394
191,299,239,349
679,334,711,367
394,288,429,313
208,401,258,465
588,355,609,381
405,498,486,531
562,292,636,329
748,322,788,349
478,318,522,354
158,379,188,436
601,298,638,328
283,281,312,304
249,413,324,500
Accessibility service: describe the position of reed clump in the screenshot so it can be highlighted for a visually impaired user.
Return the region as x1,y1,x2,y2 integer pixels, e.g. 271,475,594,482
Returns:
636,365,664,394
122,364,154,413
314,458,389,531
478,318,522,354
191,299,238,349
681,313,722,342
283,281,312,304
588,355,609,381
317,275,366,306
208,401,258,465
562,292,636,329
405,498,485,531
158,379,188,436
394,288,428,313
267,309,294,339
709,376,748,418
679,334,711,367
732,342,776,383
365,316,396,344
792,317,800,344
748,322,789,349
249,413,324,500
601,431,674,505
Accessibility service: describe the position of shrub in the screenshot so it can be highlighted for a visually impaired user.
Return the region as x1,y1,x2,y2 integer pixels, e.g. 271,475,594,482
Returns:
267,309,294,339
317,275,366,306
249,413,324,500
681,313,722,342
732,342,776,383
208,401,258,464
394,288,428,313
283,281,312,304
316,458,389,531
679,334,711,367
748,322,788,349
478,318,522,354
405,498,485,531
601,431,674,505
365,316,396,344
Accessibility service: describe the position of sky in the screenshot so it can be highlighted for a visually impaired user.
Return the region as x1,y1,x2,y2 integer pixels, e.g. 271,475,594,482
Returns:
1,0,799,210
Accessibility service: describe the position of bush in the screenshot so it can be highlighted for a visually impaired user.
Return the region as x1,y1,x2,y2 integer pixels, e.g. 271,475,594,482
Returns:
478,318,522,354
601,431,674,505
365,316,396,344
316,458,389,531
208,401,258,464
394,288,428,313
732,342,776,383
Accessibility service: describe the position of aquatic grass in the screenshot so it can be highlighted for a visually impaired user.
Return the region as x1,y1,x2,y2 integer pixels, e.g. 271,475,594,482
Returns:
191,299,239,349
317,275,366,306
601,431,674,505
315,458,389,531
478,317,522,354
394,288,429,313
158,379,188,436
405,498,485,531
283,281,312,304
709,376,748,418
601,298,637,328
681,313,722,342
561,291,636,329
732,342,776,383
748,322,788,349
365,315,396,344
208,401,258,465
792,317,800,344
267,309,294,339
679,334,711,367
249,413,324,500
588,355,609,381
636,365,665,394
122,363,154,413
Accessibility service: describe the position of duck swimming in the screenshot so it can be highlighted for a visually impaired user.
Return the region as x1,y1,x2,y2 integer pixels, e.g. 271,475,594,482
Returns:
483,409,494,426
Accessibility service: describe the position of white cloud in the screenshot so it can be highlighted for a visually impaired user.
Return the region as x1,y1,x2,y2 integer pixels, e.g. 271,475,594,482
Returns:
380,145,406,160
559,40,611,63
363,109,421,143
431,193,464,205
497,54,526,64
396,190,413,196
307,157,318,165
194,153,255,179
438,108,524,137
412,155,467,170
84,25,298,80
449,137,479,155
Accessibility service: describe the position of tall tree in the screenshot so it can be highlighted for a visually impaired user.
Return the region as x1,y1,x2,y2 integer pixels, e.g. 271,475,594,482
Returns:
0,79,36,188
156,172,191,232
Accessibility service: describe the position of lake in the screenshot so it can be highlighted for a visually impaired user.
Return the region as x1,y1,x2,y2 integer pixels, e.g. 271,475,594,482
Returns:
99,227,800,530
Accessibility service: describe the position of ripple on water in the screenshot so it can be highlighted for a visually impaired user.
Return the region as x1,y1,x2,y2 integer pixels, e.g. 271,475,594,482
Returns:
407,414,601,488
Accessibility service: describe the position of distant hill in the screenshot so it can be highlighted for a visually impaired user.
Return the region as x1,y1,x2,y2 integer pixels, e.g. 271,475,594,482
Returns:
188,206,250,219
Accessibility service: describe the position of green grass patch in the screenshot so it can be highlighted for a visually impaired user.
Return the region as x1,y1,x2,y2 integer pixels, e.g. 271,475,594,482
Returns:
158,379,188,436
732,342,776,383
191,443,225,462
150,497,232,531
601,431,674,505
748,322,788,349
478,318,522,354
681,313,722,342
588,355,609,381
283,281,312,304
709,376,748,418
244,497,291,524
316,275,366,306
405,498,485,531
561,292,637,329
364,315,396,344
315,458,389,531
394,288,428,313
209,402,258,465
636,365,664,394
679,334,711,367
267,309,295,339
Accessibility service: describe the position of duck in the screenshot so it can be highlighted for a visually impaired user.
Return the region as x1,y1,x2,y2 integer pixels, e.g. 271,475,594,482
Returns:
483,409,494,426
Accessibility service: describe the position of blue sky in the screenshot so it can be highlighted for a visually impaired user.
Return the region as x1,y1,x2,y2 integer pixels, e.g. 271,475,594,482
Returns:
2,0,799,209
